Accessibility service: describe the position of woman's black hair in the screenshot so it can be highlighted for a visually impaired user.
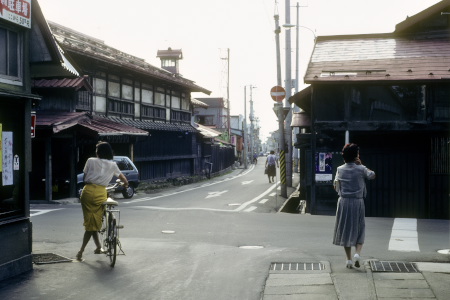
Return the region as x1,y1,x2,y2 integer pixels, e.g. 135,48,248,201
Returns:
96,141,114,160
342,143,359,163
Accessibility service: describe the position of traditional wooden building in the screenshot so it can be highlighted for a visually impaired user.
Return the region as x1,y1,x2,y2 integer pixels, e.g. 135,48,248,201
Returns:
29,19,242,201
290,1,450,219
0,0,84,280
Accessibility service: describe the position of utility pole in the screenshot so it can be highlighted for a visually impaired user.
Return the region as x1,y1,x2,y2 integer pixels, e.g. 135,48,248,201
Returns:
293,2,300,173
243,85,248,169
250,87,255,160
226,48,231,141
284,0,293,188
274,4,287,198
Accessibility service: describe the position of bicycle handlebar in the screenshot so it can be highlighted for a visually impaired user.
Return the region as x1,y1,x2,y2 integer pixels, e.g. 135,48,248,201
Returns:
106,179,125,192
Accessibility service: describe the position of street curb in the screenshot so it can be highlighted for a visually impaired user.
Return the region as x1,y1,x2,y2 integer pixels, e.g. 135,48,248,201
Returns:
278,184,301,213
365,259,378,300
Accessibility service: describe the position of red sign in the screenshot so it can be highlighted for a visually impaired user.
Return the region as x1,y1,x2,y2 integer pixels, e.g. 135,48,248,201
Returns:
0,0,31,28
270,86,286,102
31,114,36,138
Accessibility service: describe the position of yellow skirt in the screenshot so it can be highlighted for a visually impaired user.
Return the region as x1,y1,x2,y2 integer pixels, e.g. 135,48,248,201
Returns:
80,183,106,231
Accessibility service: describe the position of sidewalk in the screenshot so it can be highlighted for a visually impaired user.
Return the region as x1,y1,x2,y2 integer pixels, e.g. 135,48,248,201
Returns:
262,260,450,299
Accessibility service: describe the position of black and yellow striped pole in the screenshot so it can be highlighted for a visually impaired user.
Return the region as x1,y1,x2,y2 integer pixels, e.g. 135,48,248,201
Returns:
279,150,286,185
277,103,287,198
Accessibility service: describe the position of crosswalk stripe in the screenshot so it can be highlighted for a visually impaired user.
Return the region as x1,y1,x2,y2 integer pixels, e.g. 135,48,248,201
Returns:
388,218,420,252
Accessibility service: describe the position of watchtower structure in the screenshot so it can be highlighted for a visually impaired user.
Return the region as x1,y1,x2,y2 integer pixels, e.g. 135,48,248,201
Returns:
157,48,183,74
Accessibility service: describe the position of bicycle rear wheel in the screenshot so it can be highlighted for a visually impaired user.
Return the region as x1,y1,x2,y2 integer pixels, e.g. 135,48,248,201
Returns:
108,217,117,267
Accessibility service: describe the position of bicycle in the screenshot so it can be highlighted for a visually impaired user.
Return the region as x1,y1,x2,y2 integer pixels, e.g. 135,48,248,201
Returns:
98,180,125,267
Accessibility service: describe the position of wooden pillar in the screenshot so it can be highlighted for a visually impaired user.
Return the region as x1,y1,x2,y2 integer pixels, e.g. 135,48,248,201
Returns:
310,86,317,214
69,134,76,197
45,136,52,202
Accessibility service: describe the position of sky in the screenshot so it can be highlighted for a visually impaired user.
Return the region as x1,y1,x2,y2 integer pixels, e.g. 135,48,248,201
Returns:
37,0,442,141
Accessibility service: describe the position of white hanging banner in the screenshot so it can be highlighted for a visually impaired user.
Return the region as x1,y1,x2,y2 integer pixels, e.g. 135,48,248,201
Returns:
2,131,13,185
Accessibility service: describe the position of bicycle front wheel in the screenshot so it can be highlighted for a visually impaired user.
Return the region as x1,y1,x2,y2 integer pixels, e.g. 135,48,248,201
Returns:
108,217,117,267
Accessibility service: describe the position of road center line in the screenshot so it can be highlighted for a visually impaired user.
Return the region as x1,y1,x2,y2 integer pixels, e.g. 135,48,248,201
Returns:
388,218,420,252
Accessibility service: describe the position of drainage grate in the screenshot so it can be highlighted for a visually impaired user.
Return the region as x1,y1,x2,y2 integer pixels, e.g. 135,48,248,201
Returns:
270,262,325,271
370,261,419,273
32,253,73,265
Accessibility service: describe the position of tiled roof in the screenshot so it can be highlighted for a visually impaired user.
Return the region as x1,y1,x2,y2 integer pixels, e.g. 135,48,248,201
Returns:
193,97,225,108
304,1,450,84
32,76,92,91
36,111,148,136
106,117,198,133
195,124,221,138
48,21,210,95
305,35,450,83
157,48,183,59
191,98,209,108
82,116,149,136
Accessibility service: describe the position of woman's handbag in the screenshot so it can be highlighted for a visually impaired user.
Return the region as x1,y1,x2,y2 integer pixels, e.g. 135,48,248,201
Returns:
264,167,268,174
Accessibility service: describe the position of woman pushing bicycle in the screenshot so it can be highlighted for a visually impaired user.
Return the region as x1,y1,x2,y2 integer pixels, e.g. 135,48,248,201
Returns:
76,142,129,261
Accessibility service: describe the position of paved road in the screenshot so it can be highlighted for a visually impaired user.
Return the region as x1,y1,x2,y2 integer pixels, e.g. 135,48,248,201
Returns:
1,164,449,299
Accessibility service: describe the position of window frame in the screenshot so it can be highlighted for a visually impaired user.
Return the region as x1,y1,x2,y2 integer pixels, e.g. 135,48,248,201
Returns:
0,25,23,86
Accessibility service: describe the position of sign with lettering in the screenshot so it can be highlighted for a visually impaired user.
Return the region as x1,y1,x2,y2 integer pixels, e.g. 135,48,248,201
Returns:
0,0,31,28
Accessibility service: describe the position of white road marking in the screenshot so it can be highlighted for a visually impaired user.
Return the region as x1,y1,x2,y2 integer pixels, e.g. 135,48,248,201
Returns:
244,206,257,212
269,193,276,197
242,180,254,185
388,218,420,252
259,199,269,204
136,206,237,213
123,165,255,204
206,190,228,199
235,183,278,211
30,209,63,217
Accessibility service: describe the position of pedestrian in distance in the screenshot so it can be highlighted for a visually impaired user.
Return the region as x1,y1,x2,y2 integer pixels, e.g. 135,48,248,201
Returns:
253,153,258,164
76,141,129,261
265,150,279,183
332,143,375,269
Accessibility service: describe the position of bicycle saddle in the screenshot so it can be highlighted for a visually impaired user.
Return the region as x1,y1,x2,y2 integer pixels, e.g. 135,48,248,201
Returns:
103,198,119,206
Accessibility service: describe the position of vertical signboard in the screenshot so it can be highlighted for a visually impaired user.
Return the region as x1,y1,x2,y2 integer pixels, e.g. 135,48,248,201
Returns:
31,113,36,138
0,0,31,28
2,131,13,185
315,152,333,183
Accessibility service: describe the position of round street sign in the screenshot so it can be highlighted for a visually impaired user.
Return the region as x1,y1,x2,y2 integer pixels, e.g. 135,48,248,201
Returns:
270,86,286,102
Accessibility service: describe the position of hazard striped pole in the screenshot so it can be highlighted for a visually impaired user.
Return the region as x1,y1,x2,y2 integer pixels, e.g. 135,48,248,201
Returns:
277,105,287,198
279,150,286,185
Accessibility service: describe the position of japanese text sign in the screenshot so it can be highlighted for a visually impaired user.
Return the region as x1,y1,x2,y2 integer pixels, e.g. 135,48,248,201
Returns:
0,0,31,28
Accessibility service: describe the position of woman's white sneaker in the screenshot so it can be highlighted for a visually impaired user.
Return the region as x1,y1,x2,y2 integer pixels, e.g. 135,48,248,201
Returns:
353,254,361,268
346,260,353,268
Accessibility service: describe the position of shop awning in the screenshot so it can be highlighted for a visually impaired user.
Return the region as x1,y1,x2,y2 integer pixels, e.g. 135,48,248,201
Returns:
195,124,222,138
36,112,148,136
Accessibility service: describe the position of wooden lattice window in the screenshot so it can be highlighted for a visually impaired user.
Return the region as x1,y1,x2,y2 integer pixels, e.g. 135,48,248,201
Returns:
430,137,450,174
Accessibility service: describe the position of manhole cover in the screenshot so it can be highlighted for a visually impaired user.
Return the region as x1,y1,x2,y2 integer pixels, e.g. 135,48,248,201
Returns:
270,262,325,271
32,253,72,264
370,261,419,273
